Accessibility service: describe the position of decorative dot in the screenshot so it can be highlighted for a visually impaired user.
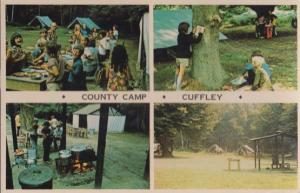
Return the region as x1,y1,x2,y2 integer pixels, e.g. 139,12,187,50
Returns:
163,95,166,99
239,95,242,99
62,95,66,99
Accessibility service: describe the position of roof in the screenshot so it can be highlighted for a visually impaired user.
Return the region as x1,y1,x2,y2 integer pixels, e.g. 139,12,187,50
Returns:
67,17,101,30
28,16,53,28
154,9,228,49
250,131,297,141
73,104,122,116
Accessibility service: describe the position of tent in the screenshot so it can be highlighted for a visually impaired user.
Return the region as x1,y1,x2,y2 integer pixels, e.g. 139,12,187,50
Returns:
72,104,125,133
154,9,228,49
67,17,101,30
28,16,53,28
208,144,224,154
237,145,254,157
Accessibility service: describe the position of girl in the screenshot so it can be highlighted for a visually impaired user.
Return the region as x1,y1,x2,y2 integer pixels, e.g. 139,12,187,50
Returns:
106,45,132,91
251,56,273,91
72,24,83,46
175,22,204,90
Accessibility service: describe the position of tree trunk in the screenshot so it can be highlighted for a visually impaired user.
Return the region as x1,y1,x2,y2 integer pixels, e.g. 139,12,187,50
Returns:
60,103,67,150
191,5,226,90
10,5,14,23
38,5,41,16
180,129,184,150
95,104,110,188
60,6,64,26
6,140,14,189
7,104,18,151
20,104,34,131
159,135,173,157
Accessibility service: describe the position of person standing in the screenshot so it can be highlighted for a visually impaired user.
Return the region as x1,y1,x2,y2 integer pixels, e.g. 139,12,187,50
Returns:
41,121,52,162
15,112,21,136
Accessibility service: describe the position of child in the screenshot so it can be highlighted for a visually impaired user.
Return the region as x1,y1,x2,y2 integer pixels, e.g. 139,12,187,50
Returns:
106,45,132,91
6,32,30,75
41,41,65,91
32,29,48,65
112,25,119,40
256,15,265,38
267,10,278,37
175,22,204,90
251,56,273,91
98,31,108,62
81,37,99,76
265,17,273,39
67,44,86,91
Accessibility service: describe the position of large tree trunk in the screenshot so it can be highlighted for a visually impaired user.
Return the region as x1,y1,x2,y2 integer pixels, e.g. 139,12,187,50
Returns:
95,104,109,188
10,5,14,23
20,104,34,131
191,5,226,90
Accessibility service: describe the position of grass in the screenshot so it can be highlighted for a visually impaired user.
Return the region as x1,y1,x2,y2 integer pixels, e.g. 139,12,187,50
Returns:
7,119,149,189
154,25,297,91
6,25,141,91
155,151,297,189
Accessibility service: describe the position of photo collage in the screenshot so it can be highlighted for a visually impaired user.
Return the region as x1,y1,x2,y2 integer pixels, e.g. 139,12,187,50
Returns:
1,0,299,192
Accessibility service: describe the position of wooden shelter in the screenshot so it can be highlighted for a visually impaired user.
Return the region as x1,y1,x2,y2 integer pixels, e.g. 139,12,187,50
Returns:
249,131,297,170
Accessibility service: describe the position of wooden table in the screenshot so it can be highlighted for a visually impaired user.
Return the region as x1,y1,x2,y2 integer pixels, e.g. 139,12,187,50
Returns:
7,76,47,91
228,158,240,170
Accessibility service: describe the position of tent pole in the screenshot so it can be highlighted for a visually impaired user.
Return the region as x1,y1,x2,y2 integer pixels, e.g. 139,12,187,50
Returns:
258,140,261,171
95,103,110,188
254,140,257,169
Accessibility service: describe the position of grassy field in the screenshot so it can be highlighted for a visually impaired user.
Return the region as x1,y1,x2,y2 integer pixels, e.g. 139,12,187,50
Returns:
154,25,297,91
7,119,149,189
155,151,297,189
6,25,141,90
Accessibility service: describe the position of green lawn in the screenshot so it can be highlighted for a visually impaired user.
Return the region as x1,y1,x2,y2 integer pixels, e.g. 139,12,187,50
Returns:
154,25,297,91
155,151,297,189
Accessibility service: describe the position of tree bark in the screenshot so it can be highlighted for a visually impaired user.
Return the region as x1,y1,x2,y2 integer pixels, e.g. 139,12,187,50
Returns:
95,104,110,188
20,104,34,131
10,5,14,23
191,5,226,90
6,140,14,189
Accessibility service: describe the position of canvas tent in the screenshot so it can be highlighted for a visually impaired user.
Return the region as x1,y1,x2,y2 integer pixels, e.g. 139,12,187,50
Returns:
237,145,254,156
28,16,53,28
72,104,125,133
208,144,224,154
154,9,228,49
68,17,101,30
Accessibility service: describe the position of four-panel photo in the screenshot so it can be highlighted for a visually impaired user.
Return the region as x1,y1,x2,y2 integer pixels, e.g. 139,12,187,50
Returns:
2,2,299,191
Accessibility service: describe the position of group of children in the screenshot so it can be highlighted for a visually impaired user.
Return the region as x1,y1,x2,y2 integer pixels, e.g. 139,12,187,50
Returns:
6,22,132,91
255,10,278,39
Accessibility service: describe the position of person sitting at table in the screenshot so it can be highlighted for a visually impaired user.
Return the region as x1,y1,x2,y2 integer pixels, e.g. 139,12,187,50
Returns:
41,41,65,91
66,44,87,90
81,37,99,76
6,32,31,75
32,28,48,65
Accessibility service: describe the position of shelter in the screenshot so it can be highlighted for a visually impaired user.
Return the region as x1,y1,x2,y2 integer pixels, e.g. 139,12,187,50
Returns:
67,17,101,31
28,16,53,28
250,131,297,170
154,9,228,49
208,144,224,154
237,145,254,157
72,104,125,133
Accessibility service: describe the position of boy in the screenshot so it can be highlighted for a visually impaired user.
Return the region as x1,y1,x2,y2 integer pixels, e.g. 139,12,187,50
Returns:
67,44,86,90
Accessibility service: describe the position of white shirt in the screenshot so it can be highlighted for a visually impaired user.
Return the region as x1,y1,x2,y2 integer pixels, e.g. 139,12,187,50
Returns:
98,38,107,55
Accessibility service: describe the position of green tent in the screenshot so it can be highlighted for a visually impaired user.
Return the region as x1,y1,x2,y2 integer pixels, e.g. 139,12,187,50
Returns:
67,17,101,30
154,9,228,49
28,16,53,28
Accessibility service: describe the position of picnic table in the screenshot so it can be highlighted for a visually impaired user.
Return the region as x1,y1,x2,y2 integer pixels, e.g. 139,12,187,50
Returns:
6,76,47,91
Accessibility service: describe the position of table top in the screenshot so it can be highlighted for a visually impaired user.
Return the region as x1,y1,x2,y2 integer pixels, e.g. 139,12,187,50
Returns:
71,144,86,152
7,75,47,83
18,165,53,186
